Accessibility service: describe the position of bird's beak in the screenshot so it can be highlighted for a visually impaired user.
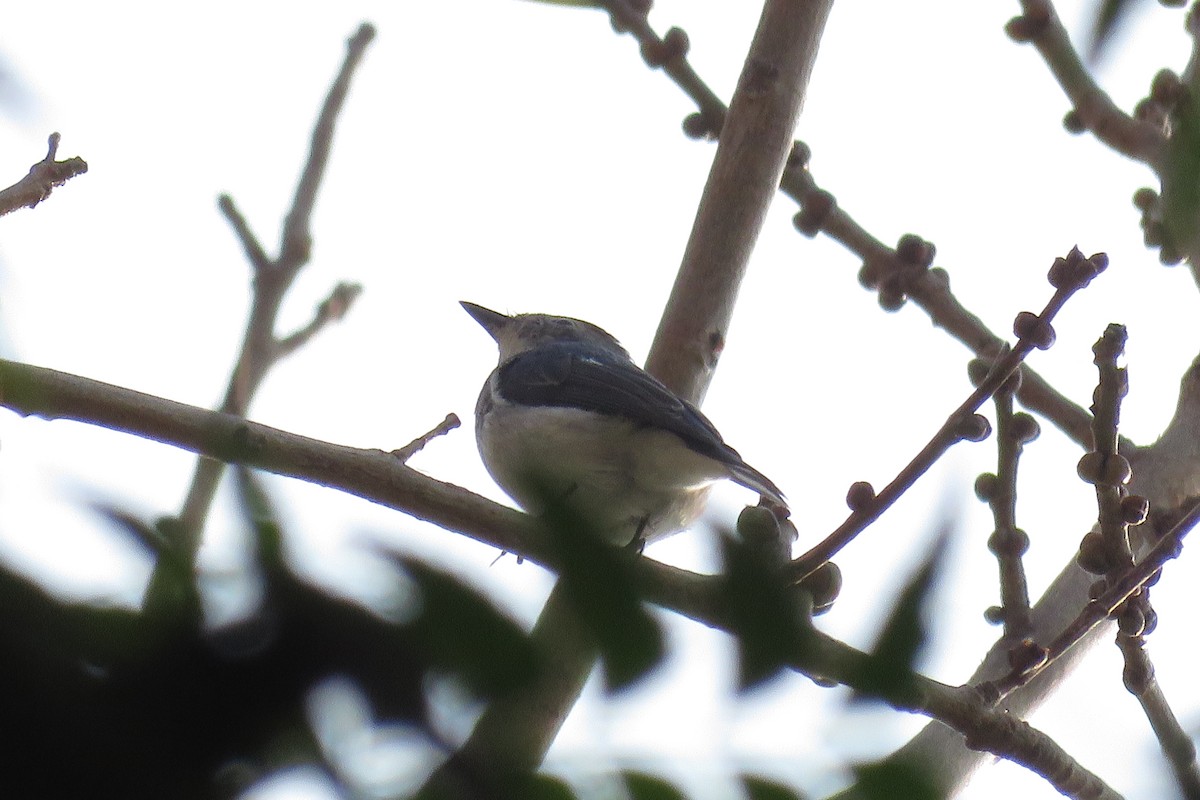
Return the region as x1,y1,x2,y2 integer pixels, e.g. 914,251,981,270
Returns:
460,301,510,342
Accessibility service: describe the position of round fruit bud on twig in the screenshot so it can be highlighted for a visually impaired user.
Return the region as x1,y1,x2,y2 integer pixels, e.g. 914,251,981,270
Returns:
846,481,876,511
1010,412,1040,443
1076,531,1110,574
1076,452,1132,486
1013,311,1055,350
974,472,999,502
1121,495,1150,526
956,413,992,442
896,233,935,267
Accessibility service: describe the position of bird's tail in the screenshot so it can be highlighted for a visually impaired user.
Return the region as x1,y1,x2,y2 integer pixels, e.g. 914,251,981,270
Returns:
729,462,788,509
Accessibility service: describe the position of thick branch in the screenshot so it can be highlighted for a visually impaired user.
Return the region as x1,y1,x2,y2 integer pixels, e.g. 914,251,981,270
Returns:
455,0,835,788
645,0,833,403
0,357,1124,797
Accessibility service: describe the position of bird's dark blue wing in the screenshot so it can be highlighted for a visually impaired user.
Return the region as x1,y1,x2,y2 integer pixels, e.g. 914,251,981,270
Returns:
496,343,787,505
497,343,734,463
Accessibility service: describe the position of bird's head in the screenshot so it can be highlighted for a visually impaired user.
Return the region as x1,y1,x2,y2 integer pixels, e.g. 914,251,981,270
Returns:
461,301,630,363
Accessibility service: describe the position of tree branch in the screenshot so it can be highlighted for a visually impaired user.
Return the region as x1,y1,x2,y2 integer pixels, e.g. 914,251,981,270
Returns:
0,133,87,217
644,0,832,403
1005,0,1166,166
442,0,835,786
0,356,1127,798
177,24,374,554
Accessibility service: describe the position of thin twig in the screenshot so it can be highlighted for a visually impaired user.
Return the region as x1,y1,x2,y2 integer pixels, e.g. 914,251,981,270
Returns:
784,168,1109,453
789,249,1106,583
0,133,88,217
176,24,375,555
391,413,461,463
279,23,375,271
276,281,364,358
217,194,270,271
990,495,1200,698
600,0,1106,453
1006,0,1165,166
981,353,1036,644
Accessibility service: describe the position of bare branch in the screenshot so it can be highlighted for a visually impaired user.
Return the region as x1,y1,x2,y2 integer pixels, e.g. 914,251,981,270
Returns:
981,352,1037,644
279,23,376,271
276,281,364,358
1005,0,1166,166
645,0,832,403
0,133,87,217
390,413,461,463
790,249,1106,582
0,355,1131,798
217,194,270,272
179,25,375,553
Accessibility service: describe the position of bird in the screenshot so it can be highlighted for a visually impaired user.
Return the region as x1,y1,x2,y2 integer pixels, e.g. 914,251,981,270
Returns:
461,301,787,548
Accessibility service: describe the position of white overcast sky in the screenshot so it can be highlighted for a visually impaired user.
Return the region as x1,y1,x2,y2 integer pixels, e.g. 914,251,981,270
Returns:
1,2,1198,799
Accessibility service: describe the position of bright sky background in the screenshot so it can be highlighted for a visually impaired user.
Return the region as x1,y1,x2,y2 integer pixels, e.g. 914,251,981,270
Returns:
1,2,1198,799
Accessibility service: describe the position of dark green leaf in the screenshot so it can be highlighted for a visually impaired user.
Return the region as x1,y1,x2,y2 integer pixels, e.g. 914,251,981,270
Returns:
1087,0,1140,64
850,526,953,704
541,496,665,692
1162,91,1200,261
852,760,940,800
741,775,808,800
511,774,579,800
395,557,541,699
88,505,198,624
232,465,286,575
624,771,688,800
721,532,815,690
418,772,579,800
91,503,173,558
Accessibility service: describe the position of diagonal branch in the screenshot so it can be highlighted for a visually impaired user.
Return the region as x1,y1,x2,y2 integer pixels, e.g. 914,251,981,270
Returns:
791,249,1106,582
642,0,831,403
0,356,1123,799
1005,0,1166,166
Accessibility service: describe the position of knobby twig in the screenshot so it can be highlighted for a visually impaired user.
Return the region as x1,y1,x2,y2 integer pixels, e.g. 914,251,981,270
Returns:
600,0,1108,453
177,24,374,555
1089,327,1200,797
0,133,88,217
785,175,1108,453
977,354,1037,645
990,494,1199,699
1005,0,1166,166
984,327,1200,795
789,248,1106,583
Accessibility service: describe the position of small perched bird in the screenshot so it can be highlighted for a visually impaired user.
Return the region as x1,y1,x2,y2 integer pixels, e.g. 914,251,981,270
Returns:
462,301,787,547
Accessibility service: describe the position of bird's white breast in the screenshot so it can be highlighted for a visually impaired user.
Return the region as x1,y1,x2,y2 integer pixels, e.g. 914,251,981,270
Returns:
478,398,727,543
